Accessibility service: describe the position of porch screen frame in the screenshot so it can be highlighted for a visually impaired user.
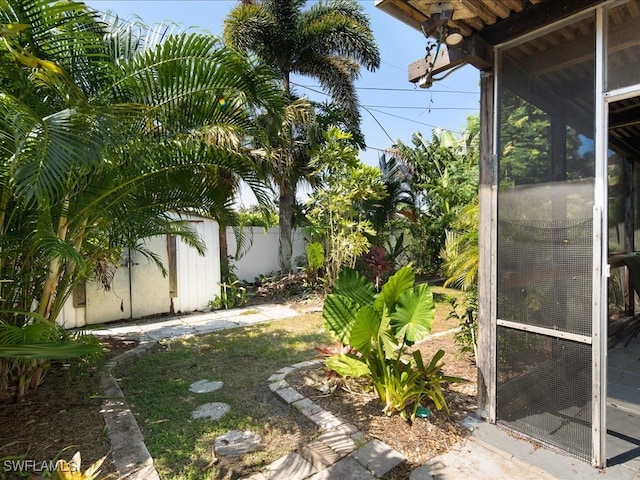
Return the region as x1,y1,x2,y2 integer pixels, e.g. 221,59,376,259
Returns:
491,4,608,467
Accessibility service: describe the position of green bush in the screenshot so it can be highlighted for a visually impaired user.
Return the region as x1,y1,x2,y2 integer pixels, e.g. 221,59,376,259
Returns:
322,265,460,419
209,268,248,310
447,292,478,363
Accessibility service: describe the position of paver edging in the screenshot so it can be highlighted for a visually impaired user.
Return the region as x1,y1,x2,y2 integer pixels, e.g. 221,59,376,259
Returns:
265,358,410,480
100,340,161,480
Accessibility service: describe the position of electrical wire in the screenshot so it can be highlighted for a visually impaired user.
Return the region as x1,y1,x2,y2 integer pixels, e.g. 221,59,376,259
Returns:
365,105,477,110
290,81,478,111
361,106,395,143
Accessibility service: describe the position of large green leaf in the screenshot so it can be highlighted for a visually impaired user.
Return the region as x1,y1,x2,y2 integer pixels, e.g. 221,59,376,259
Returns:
324,354,370,379
0,342,101,359
378,305,400,359
390,283,435,345
374,265,414,313
0,317,102,359
332,268,376,307
348,305,379,356
323,293,357,344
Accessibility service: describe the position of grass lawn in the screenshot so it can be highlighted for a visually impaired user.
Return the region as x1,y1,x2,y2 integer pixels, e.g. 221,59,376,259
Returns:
115,286,464,479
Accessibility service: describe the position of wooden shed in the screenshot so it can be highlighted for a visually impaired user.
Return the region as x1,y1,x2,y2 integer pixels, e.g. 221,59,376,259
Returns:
376,0,640,468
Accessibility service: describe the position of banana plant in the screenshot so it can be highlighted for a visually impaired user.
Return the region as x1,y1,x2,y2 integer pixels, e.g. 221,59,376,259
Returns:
323,265,460,419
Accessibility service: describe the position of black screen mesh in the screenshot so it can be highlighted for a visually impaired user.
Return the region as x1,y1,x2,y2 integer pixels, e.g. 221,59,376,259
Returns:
497,218,593,337
497,327,592,461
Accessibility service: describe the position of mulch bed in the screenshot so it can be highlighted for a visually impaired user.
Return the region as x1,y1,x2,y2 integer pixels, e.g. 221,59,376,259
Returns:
286,332,478,471
0,337,138,480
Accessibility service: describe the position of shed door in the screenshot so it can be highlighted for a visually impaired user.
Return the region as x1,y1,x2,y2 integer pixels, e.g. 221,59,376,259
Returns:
86,237,171,324
495,13,597,463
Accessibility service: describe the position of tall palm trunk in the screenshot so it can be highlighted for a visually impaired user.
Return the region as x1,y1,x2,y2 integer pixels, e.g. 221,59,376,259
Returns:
278,73,295,274
219,224,229,277
278,185,295,274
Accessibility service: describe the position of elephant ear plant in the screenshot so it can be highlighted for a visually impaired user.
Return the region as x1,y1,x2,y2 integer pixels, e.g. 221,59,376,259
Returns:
323,265,460,420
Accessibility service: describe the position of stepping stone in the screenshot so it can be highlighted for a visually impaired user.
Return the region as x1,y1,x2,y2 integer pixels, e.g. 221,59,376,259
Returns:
192,402,230,421
349,439,406,477
189,379,224,393
214,430,261,456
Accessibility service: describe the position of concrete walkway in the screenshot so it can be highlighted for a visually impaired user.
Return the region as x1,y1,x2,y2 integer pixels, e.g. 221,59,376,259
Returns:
92,305,638,480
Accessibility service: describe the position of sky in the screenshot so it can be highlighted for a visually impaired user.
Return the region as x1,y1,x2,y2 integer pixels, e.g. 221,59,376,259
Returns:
86,0,481,169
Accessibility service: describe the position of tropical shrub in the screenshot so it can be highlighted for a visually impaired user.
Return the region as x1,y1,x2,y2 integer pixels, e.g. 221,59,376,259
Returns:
1,0,286,397
209,266,247,310
322,266,459,419
360,245,392,291
236,206,279,228
0,314,101,402
53,451,106,480
305,127,387,289
305,242,325,285
447,292,478,363
394,123,479,276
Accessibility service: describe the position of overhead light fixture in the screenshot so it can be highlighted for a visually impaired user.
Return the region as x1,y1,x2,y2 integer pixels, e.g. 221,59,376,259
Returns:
417,74,433,89
420,7,464,49
445,29,463,47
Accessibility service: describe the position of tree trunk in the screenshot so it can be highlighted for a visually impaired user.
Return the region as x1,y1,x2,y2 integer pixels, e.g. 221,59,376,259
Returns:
278,187,295,274
219,223,229,278
38,201,70,320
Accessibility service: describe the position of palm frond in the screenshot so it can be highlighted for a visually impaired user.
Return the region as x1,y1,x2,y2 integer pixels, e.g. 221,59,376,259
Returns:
299,0,379,71
12,108,108,205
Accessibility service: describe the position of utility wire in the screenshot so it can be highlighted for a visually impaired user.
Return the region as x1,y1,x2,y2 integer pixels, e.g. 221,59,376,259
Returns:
291,82,478,112
365,105,478,110
366,107,460,131
361,105,395,143
291,81,471,137
359,86,478,94
294,83,478,95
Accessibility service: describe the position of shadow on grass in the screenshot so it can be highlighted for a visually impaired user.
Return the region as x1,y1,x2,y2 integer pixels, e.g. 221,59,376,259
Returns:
115,314,330,480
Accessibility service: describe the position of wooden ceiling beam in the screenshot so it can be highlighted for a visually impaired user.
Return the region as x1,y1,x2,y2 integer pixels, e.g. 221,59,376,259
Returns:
500,0,525,13
459,0,497,24
375,0,429,31
408,34,493,82
610,106,640,130
454,16,484,32
480,0,602,45
518,15,640,77
480,0,512,19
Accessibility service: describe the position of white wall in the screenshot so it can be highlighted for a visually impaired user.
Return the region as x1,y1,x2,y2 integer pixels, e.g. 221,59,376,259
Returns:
227,227,307,282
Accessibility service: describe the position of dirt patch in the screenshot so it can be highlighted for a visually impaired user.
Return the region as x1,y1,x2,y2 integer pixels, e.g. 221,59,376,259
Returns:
0,337,138,479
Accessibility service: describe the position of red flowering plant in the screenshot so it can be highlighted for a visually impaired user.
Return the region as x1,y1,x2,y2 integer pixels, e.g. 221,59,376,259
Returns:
360,245,393,291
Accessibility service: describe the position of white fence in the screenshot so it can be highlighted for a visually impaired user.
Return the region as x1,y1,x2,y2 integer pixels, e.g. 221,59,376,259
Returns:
226,227,307,282
58,215,221,328
56,223,308,327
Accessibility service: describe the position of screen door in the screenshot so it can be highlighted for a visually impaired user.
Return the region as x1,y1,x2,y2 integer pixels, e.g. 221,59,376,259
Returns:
495,13,597,462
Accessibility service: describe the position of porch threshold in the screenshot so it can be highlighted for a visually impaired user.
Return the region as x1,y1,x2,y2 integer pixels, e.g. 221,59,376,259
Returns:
463,415,640,479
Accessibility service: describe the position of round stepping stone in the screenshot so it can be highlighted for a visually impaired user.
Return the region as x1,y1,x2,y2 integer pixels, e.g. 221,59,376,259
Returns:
189,379,223,393
214,430,261,456
192,402,230,421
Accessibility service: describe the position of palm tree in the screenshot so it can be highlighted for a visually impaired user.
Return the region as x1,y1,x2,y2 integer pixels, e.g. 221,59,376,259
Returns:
368,153,416,237
0,0,286,397
224,0,380,273
441,200,479,292
1,0,285,319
